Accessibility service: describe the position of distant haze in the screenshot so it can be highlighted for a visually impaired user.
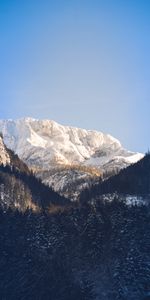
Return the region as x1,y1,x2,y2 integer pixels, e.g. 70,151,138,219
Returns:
0,0,150,153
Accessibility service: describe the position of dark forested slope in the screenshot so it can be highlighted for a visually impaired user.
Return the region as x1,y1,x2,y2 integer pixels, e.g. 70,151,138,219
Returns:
0,165,69,212
0,199,149,300
80,153,150,201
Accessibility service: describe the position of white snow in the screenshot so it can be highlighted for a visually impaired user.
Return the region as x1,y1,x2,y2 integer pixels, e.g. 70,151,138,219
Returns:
0,117,144,170
124,152,144,164
27,128,47,148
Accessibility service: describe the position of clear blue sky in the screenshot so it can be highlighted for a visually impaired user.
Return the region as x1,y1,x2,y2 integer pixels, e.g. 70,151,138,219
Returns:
0,0,150,152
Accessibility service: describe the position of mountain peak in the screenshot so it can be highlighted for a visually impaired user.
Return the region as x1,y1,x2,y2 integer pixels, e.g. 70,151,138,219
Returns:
0,117,143,167
0,117,144,198
20,117,37,122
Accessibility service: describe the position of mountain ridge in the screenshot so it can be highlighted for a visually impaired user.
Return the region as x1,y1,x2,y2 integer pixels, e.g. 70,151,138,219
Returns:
0,117,144,199
80,152,150,206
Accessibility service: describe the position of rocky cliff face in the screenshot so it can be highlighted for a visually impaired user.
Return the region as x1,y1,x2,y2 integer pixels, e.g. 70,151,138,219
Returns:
0,134,10,165
0,118,144,199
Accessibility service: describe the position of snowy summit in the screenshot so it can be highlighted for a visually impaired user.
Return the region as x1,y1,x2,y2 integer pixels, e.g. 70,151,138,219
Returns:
0,117,144,198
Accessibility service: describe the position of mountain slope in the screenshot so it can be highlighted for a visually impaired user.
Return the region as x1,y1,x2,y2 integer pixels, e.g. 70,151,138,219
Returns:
0,134,30,173
0,118,144,198
0,196,149,300
0,137,69,211
0,134,10,165
80,153,150,203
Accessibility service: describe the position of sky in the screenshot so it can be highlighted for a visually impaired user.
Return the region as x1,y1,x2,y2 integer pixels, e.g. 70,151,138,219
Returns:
0,0,150,152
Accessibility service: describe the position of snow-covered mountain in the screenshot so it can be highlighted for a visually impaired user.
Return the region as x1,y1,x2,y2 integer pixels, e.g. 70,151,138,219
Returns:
0,118,144,198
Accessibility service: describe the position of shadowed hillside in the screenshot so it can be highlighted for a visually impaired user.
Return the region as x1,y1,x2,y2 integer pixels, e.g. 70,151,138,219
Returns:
80,153,150,201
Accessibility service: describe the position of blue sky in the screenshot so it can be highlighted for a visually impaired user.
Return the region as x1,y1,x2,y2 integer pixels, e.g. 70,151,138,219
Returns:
0,0,150,152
